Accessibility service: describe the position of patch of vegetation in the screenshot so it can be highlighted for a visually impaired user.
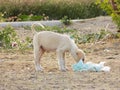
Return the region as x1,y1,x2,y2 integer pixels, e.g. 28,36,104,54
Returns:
61,16,71,25
78,30,111,43
0,12,5,22
115,32,120,38
112,13,120,30
32,26,77,34
18,14,44,21
1,25,119,52
0,0,104,20
0,26,32,53
96,0,120,30
31,26,118,44
0,26,17,48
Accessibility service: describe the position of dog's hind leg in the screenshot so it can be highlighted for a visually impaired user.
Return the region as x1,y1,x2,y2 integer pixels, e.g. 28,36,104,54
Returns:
33,35,44,71
34,45,44,71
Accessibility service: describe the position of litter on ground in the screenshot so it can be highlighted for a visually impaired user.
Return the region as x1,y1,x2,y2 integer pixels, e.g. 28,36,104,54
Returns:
72,59,110,72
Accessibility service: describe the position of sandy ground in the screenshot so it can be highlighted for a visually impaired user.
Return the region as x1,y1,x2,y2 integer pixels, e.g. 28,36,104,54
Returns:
0,16,120,90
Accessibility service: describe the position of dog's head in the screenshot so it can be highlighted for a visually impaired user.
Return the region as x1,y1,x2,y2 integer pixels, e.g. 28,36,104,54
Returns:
75,49,85,62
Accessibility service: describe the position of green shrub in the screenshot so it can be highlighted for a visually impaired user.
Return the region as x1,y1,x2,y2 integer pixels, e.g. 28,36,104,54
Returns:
0,26,17,48
18,14,44,21
0,0,104,20
112,13,120,29
0,26,32,52
61,16,71,25
0,12,5,22
96,0,120,30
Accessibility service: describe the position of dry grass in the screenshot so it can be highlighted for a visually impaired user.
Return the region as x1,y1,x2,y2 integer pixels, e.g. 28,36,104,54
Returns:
1,0,95,3
0,39,120,90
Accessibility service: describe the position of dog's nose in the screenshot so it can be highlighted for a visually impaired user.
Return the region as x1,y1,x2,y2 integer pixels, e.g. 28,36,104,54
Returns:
82,58,85,62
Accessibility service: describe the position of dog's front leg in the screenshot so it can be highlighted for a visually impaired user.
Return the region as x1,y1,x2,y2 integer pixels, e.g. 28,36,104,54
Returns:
56,49,66,71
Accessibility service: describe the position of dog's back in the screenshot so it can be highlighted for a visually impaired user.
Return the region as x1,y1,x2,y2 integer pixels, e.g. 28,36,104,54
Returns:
34,31,72,51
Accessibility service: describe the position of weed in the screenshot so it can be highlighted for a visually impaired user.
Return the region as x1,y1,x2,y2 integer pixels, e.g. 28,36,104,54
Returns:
0,25,17,48
115,33,120,38
16,37,32,53
0,12,5,22
18,14,44,21
31,26,112,44
0,26,32,53
77,30,111,43
61,16,71,25
112,13,120,30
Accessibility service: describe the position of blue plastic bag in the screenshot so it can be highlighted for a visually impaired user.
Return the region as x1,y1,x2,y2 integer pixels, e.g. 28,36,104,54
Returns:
72,59,110,72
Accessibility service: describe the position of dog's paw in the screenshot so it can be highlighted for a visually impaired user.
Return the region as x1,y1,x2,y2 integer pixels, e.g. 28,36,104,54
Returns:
60,68,68,72
61,69,67,72
35,66,44,72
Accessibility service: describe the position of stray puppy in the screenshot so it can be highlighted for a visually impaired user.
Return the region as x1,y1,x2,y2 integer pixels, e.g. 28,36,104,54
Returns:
32,23,85,71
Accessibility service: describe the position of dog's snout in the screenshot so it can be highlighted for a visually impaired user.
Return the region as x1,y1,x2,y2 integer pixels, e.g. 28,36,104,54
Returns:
82,58,85,62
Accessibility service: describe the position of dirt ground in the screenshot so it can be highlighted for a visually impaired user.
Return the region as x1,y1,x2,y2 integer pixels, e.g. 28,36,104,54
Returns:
0,16,120,90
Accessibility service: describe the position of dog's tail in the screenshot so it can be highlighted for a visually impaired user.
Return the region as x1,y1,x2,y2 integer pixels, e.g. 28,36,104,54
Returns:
31,22,45,34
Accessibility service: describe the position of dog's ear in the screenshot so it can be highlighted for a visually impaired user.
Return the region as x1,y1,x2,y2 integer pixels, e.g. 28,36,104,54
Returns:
76,49,85,61
76,51,82,58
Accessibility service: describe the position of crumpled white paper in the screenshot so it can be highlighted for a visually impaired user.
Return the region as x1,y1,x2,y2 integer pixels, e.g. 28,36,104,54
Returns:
72,59,110,72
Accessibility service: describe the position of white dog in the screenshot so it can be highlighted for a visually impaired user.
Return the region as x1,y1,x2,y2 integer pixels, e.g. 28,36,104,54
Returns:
32,23,85,71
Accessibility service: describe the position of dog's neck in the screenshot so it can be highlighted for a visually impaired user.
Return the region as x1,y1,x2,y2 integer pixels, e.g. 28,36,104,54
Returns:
70,39,78,60
70,39,78,50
